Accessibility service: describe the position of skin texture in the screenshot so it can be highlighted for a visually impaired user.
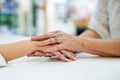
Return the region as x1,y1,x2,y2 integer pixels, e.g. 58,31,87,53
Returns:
83,38,120,57
0,40,60,62
31,30,120,62
29,31,78,61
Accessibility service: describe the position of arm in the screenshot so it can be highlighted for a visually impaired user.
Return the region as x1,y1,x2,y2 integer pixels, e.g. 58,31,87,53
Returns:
79,25,120,56
79,29,101,39
0,40,54,62
78,0,120,56
44,35,120,57
82,38,120,57
29,0,119,60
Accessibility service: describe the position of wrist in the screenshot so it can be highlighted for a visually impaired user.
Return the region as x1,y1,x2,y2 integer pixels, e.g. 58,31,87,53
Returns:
78,37,90,52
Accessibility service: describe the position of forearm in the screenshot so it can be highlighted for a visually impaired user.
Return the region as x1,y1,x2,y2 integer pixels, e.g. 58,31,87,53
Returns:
79,29,101,39
83,38,120,56
0,40,38,62
79,29,120,56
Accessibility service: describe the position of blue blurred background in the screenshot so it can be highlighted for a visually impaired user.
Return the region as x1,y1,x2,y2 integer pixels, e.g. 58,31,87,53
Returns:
0,0,98,40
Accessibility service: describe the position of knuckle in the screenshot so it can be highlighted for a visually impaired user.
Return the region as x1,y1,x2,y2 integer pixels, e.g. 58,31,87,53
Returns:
61,50,66,53
46,33,54,38
52,33,56,37
57,32,62,36
49,38,55,43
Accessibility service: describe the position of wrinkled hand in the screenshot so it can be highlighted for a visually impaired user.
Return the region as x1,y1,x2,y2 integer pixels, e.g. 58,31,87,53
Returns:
31,30,86,61
29,31,83,61
28,50,77,62
28,44,77,62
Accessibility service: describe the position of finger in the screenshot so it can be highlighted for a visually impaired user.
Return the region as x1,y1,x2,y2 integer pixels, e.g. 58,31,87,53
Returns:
36,38,58,47
27,51,44,57
52,51,70,62
27,53,41,57
34,52,44,56
34,51,55,57
27,51,45,57
44,53,54,57
27,53,35,57
60,50,77,61
70,52,78,59
46,44,65,52
64,50,78,59
31,33,57,41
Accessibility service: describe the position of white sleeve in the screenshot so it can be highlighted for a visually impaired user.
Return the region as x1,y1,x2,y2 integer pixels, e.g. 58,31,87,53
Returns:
0,54,7,67
88,0,110,39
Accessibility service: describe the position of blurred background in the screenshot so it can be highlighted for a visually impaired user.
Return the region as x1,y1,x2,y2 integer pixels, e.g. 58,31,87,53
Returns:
0,0,98,42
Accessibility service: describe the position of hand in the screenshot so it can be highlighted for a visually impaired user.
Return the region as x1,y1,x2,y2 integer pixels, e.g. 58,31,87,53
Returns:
31,30,85,60
28,50,77,62
28,45,77,62
28,51,54,57
32,31,83,61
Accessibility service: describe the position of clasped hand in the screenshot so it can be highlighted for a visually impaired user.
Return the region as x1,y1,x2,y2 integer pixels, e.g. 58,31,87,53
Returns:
28,30,85,62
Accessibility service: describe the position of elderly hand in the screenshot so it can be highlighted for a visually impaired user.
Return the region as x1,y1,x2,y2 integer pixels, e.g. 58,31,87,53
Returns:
31,30,86,61
28,45,77,62
32,30,86,52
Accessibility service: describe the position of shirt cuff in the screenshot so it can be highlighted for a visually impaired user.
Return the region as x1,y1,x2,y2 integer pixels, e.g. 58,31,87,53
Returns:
0,54,7,66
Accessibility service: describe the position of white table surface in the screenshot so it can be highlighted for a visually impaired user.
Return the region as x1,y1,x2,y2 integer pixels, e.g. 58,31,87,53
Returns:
0,33,120,80
1,53,120,80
